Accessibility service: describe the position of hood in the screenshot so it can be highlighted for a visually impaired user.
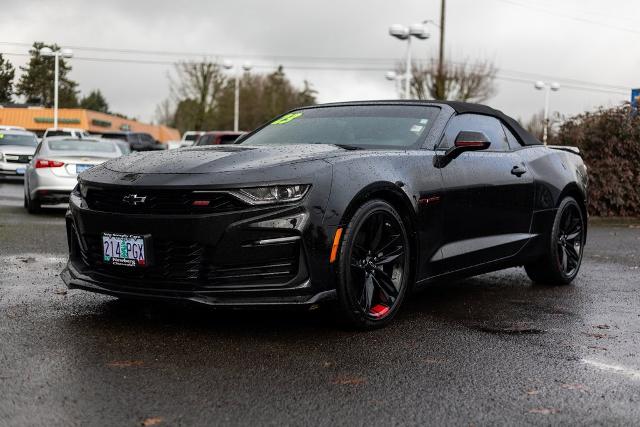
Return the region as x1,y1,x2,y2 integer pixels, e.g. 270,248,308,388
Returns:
0,145,36,155
102,144,343,174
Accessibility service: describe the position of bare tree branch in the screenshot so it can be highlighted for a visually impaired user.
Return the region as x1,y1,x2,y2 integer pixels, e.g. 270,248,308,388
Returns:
400,58,497,102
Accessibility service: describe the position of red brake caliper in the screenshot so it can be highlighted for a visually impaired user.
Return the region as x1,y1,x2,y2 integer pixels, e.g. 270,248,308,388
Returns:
370,304,390,318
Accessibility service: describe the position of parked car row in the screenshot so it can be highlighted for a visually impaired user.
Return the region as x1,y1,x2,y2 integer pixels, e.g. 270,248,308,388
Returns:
2,126,245,214
99,131,166,151
167,130,245,149
0,127,134,213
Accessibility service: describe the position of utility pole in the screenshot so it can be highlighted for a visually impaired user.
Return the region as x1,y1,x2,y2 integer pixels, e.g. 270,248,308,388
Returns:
436,0,446,100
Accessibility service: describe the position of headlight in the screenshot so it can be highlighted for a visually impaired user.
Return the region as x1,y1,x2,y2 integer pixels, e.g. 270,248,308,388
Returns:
231,185,310,205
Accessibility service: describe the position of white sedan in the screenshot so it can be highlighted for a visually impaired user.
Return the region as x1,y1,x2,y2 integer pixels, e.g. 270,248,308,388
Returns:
24,137,125,213
0,130,38,177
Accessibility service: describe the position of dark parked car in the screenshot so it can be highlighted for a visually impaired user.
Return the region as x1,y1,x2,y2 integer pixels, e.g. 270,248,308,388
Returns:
63,101,588,329
100,131,166,151
194,131,245,146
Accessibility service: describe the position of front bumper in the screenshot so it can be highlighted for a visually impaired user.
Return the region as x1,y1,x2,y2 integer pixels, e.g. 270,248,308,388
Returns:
62,261,336,307
0,161,28,175
63,184,337,306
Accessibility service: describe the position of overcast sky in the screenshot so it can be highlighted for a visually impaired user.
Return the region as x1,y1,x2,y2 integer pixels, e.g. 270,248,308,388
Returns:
1,0,638,125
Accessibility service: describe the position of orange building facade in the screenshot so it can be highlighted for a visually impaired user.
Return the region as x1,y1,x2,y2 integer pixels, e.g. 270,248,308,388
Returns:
0,107,180,143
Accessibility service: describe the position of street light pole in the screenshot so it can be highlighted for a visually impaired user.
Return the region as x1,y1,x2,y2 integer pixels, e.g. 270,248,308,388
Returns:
404,36,412,99
53,52,59,128
39,47,73,129
534,81,560,145
224,60,252,132
233,69,240,132
388,24,430,100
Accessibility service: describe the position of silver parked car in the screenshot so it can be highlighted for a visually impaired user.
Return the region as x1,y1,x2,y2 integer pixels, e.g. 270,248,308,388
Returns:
0,130,39,177
24,137,124,213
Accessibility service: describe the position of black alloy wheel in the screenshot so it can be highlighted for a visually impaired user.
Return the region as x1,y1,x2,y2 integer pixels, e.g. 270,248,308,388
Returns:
525,196,585,285
556,203,584,277
336,200,411,329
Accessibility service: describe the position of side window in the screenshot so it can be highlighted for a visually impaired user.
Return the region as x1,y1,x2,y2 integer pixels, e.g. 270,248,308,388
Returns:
438,115,475,149
439,114,510,151
502,124,521,149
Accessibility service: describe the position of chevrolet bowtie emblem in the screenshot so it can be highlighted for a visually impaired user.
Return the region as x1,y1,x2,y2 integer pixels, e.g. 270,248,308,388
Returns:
122,194,147,206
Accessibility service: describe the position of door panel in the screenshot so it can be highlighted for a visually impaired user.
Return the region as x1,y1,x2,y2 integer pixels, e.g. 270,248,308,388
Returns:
433,114,534,273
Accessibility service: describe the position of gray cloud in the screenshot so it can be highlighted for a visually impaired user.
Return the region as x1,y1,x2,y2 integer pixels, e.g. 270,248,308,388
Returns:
1,0,636,123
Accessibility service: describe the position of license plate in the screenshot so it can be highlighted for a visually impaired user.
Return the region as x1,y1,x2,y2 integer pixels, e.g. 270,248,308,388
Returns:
15,167,26,175
102,233,147,267
76,164,93,173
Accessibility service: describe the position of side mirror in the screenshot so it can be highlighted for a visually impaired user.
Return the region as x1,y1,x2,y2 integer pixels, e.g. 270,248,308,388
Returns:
435,131,491,168
454,131,491,151
447,131,491,158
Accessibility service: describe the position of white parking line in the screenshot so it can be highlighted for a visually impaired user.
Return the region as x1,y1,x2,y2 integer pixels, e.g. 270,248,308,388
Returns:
582,358,640,380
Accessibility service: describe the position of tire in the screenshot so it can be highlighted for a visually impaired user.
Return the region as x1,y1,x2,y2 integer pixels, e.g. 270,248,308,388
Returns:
525,196,585,285
25,188,41,214
334,199,411,329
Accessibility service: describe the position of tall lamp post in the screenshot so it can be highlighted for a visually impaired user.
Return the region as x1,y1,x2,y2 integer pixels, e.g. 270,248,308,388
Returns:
39,47,73,129
223,60,252,132
534,80,560,145
388,24,430,99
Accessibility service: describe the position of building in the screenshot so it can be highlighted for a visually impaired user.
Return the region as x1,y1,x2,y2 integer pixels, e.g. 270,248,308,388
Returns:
0,106,179,142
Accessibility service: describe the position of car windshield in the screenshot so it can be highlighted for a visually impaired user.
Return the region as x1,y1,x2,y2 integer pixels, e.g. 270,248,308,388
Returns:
0,133,38,147
239,105,438,149
184,134,199,141
48,139,116,153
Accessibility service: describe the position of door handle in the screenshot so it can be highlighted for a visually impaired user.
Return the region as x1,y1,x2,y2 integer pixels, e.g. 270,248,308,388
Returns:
511,165,527,177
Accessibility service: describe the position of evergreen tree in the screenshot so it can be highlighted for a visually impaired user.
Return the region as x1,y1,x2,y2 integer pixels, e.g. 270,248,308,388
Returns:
15,42,79,107
0,54,15,103
80,89,109,113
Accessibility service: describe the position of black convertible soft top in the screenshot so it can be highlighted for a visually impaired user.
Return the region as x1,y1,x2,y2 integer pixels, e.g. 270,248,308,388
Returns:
307,100,543,146
435,101,542,146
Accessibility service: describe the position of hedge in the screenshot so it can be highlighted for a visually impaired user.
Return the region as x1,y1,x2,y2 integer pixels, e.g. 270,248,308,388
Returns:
553,105,640,217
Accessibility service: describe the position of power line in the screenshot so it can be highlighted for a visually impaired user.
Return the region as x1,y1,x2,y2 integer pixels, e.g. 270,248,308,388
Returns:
493,0,640,36
524,0,638,24
0,41,632,92
0,41,397,64
0,51,628,96
496,74,627,95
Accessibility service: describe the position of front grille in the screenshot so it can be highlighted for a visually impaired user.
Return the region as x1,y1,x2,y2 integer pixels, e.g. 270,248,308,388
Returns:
78,234,299,289
4,154,32,164
85,188,246,214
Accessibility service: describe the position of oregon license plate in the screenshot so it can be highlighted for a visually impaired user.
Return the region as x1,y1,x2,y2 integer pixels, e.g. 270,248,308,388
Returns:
102,233,147,267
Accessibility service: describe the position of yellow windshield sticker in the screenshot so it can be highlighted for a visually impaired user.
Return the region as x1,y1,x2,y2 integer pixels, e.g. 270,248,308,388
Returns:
272,112,303,124
0,133,4,139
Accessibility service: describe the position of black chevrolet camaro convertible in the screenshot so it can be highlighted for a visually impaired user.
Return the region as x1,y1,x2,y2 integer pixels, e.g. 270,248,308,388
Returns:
63,101,588,328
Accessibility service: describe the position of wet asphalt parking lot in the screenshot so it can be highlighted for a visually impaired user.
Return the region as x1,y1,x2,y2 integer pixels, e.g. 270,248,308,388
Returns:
1,177,640,426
